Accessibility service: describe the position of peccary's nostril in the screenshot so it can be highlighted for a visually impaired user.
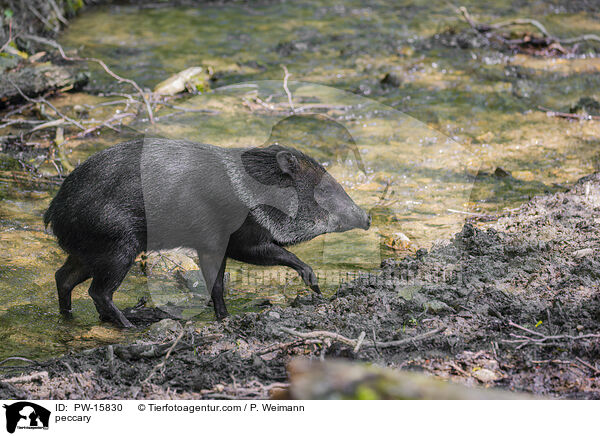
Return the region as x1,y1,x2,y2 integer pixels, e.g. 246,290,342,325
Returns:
362,213,371,230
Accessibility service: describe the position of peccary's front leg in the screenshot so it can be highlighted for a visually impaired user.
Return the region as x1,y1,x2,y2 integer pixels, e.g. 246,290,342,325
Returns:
228,242,321,294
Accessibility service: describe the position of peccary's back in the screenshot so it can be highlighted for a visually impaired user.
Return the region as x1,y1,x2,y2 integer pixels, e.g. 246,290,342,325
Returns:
44,138,251,257
44,138,147,255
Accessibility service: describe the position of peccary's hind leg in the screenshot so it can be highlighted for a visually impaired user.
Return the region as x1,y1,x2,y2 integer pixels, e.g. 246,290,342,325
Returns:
55,255,91,316
211,257,228,320
198,252,229,321
88,258,134,328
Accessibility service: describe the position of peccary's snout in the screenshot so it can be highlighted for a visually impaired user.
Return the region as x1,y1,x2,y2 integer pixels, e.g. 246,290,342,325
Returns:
314,173,371,233
364,212,372,230
332,202,370,232
346,203,371,231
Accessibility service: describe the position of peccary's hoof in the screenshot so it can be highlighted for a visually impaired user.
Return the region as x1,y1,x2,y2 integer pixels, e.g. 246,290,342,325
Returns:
215,311,229,322
60,309,74,319
119,319,135,329
99,314,135,329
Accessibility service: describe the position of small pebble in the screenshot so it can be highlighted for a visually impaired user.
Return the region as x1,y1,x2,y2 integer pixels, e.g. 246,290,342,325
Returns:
472,368,499,383
573,248,593,258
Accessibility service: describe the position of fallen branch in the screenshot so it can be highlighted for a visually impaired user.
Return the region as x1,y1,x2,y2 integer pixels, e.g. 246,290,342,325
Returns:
0,118,46,129
489,18,551,38
2,371,48,384
538,106,600,121
575,357,600,375
281,65,295,113
70,112,136,139
23,34,154,124
0,356,39,367
200,380,288,399
353,331,367,353
560,34,600,44
48,0,68,26
456,6,600,51
142,324,195,383
503,320,600,349
255,339,318,356
9,79,85,131
280,326,445,350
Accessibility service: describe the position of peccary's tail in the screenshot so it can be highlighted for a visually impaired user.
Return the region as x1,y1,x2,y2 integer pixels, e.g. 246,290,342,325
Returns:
43,199,56,229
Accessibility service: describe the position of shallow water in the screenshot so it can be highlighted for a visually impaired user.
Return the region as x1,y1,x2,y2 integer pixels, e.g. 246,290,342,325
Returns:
1,0,600,359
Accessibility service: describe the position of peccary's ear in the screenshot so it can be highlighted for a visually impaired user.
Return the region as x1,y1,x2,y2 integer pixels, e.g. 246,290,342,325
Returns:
276,151,299,176
241,147,292,187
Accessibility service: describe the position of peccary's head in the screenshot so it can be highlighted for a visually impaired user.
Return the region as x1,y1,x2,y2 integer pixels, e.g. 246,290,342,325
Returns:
242,144,370,245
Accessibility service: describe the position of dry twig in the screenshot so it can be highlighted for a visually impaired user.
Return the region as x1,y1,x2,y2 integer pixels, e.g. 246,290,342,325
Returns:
2,371,48,384
538,106,600,121
281,65,295,113
456,6,600,48
280,326,445,350
503,320,600,349
23,34,154,124
142,326,187,383
0,356,39,367
8,79,85,130
575,357,600,375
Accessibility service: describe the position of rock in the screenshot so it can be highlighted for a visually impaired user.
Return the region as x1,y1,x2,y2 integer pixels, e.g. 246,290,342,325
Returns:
494,167,512,178
275,41,309,56
423,300,453,314
268,311,281,320
380,73,401,87
0,63,88,108
472,368,500,384
147,319,182,336
113,342,173,360
0,53,21,72
384,232,411,250
396,285,422,301
512,79,535,99
153,66,211,95
573,248,594,258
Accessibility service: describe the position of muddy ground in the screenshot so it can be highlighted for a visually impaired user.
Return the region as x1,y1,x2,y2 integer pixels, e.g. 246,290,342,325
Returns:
1,171,599,399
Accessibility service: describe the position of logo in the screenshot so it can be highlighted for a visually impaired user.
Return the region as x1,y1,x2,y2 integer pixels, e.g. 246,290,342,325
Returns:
3,402,50,433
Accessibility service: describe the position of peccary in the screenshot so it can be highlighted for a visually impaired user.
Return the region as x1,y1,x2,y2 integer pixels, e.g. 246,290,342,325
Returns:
44,137,370,327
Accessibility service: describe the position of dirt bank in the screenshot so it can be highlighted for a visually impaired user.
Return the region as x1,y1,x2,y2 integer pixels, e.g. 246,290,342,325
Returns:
1,171,599,399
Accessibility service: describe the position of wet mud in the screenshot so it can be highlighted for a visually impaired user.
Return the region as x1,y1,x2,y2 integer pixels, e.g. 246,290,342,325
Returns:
2,171,599,399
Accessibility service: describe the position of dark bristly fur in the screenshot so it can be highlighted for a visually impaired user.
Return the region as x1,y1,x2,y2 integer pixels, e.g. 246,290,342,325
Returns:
45,138,370,327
